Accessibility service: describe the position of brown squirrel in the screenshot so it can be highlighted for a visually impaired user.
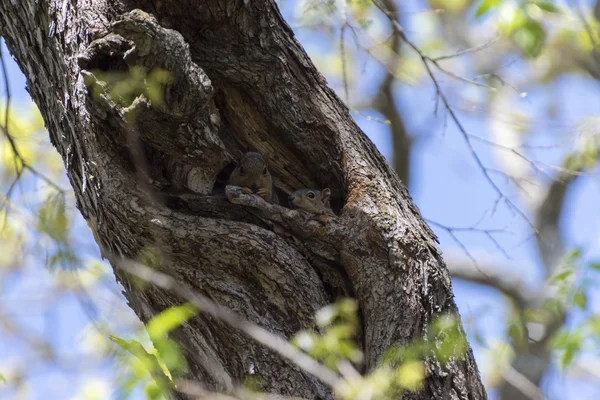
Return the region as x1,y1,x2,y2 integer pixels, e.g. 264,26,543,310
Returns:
228,152,277,203
288,188,334,216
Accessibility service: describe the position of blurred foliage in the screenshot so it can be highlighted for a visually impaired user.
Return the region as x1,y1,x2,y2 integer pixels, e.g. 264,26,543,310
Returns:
293,298,362,369
546,250,600,372
87,67,172,109
0,105,44,172
0,102,143,399
473,0,562,58
84,67,172,125
110,303,197,400
292,299,467,399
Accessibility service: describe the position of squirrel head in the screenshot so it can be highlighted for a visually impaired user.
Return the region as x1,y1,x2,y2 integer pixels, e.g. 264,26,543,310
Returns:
230,152,271,191
288,188,332,215
237,152,268,175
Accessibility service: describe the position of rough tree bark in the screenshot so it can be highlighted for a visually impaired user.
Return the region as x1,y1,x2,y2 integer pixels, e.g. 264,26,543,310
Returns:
1,1,486,399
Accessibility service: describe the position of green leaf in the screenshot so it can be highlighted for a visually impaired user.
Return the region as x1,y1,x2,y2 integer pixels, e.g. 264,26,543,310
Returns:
109,336,173,384
357,18,373,30
37,193,69,242
151,340,184,378
582,147,598,168
530,1,560,13
551,331,583,371
47,248,77,270
589,263,600,272
573,291,587,309
542,298,565,318
146,303,198,341
550,331,569,348
560,339,581,370
564,153,581,171
550,269,573,284
324,0,336,14
561,346,575,370
475,0,501,18
109,335,146,357
396,361,426,391
474,332,485,345
568,248,582,261
508,323,526,347
588,316,600,337
512,18,546,58
145,383,164,400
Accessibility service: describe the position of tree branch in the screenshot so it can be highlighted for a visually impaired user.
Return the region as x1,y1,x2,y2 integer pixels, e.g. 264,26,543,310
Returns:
445,254,537,308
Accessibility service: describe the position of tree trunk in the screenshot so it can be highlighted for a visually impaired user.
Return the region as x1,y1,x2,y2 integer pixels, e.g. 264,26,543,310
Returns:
0,1,486,399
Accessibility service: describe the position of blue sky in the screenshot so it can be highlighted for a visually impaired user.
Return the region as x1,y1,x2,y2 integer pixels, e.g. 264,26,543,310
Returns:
1,0,600,399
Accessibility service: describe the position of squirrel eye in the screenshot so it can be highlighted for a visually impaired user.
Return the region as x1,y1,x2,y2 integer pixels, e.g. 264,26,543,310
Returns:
306,191,316,199
262,167,268,175
239,166,245,174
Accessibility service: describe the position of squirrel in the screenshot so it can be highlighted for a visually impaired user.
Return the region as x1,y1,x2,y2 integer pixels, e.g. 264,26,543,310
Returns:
288,188,335,216
228,152,277,203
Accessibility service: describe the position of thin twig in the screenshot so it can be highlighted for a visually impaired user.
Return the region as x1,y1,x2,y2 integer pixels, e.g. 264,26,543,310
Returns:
426,219,509,234
484,231,513,260
467,133,556,181
427,219,483,269
431,36,500,61
473,72,524,96
432,64,497,90
427,218,514,266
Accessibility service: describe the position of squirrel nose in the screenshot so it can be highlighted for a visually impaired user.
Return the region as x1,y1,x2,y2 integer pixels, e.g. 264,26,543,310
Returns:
251,185,258,192
288,194,296,202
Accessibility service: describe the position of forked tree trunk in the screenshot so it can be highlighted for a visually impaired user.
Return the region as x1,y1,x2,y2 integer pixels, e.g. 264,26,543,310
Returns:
0,1,486,399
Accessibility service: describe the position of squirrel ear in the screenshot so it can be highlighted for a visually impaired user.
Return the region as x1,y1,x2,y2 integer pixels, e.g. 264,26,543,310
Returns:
321,188,331,202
